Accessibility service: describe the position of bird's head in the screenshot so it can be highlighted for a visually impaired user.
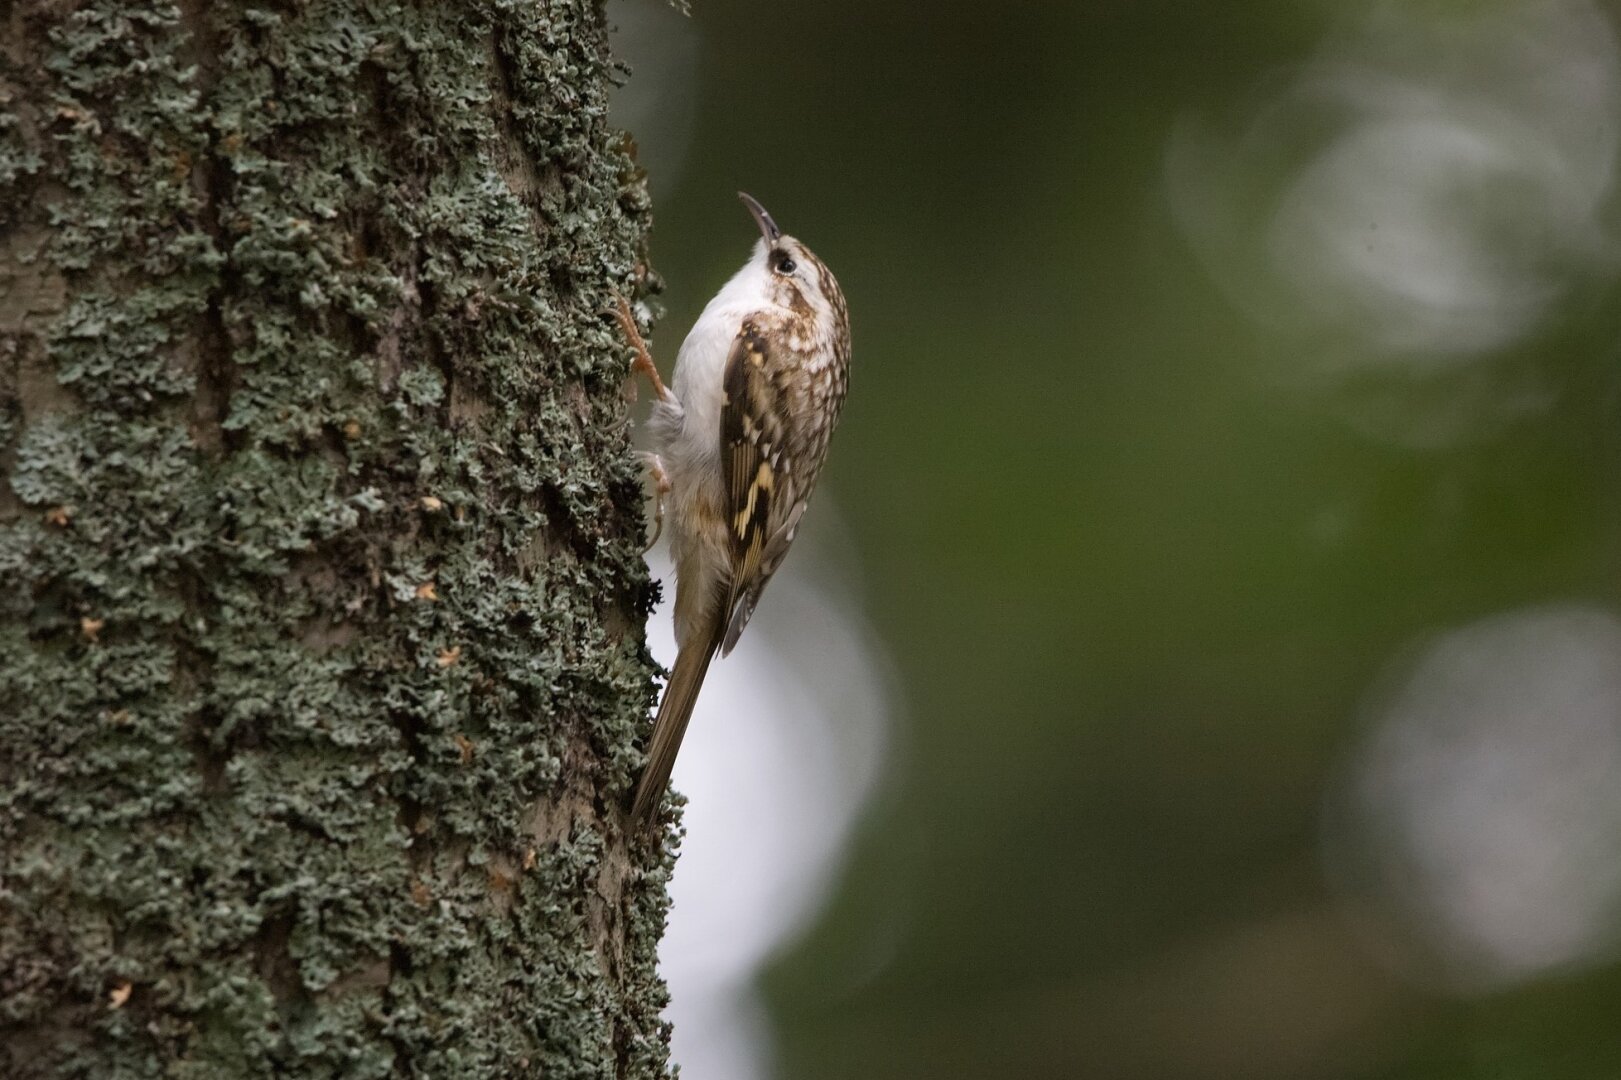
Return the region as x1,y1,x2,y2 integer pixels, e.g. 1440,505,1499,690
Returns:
738,192,847,341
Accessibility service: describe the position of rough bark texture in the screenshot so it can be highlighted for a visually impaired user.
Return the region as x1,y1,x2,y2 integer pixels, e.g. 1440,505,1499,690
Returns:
0,0,674,1076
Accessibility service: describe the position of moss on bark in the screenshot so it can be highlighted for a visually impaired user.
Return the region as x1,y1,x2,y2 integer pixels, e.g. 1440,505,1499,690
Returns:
0,1,673,1075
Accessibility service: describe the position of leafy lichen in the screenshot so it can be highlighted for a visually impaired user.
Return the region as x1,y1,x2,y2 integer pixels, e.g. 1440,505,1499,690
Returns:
0,1,674,1076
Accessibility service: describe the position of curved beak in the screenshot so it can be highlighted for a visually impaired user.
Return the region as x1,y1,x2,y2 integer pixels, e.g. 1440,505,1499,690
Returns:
738,191,781,244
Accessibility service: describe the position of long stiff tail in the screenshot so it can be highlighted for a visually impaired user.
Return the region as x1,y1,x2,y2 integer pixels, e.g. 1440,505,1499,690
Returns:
630,634,720,826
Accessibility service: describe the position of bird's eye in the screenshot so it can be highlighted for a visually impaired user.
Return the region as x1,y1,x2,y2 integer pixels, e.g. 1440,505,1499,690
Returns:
775,254,797,275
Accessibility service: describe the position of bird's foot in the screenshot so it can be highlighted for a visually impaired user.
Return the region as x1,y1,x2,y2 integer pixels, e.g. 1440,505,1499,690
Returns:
613,294,673,404
639,451,672,552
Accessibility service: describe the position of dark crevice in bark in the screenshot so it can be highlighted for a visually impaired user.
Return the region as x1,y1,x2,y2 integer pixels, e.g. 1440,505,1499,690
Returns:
174,0,237,824
253,907,310,1019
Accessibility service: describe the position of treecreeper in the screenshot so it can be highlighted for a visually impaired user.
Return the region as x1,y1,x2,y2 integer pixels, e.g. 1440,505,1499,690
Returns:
615,193,852,827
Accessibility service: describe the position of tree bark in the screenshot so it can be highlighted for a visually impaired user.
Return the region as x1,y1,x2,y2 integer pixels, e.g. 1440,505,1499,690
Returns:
0,1,672,1076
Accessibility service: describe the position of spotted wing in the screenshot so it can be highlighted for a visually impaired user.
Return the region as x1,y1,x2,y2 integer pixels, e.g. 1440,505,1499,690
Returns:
718,321,809,655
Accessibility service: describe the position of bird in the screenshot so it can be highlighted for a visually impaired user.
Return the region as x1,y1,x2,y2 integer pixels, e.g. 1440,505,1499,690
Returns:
615,192,851,828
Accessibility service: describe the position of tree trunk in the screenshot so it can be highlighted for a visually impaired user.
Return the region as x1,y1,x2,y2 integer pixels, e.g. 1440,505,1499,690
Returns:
0,1,672,1075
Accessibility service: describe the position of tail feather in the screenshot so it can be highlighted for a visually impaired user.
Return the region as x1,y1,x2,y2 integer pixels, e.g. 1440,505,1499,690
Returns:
630,635,719,826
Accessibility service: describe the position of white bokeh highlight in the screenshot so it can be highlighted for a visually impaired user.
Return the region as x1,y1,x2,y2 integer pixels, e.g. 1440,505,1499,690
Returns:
1166,0,1621,445
1326,604,1621,991
646,505,893,1079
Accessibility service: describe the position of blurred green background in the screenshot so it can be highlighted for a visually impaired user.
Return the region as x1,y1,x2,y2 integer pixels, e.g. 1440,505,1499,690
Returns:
616,0,1621,1077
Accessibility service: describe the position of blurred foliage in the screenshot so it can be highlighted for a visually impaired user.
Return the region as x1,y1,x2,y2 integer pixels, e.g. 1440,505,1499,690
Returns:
635,0,1621,1077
